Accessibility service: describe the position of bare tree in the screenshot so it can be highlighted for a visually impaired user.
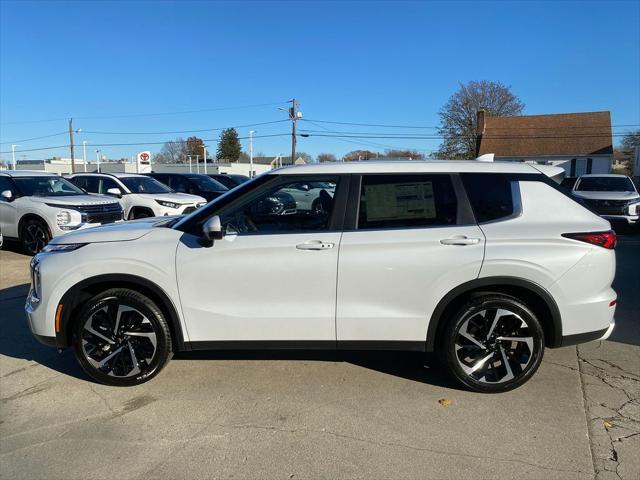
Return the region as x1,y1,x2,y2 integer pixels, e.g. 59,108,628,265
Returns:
434,80,525,159
383,149,424,160
153,137,188,164
621,130,640,152
317,153,337,163
295,151,313,163
343,150,382,161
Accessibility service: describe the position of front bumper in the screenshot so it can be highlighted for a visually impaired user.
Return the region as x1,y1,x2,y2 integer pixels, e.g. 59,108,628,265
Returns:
601,214,639,225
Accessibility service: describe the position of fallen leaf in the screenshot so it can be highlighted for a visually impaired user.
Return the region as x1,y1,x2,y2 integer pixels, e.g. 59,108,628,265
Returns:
603,421,613,430
438,398,452,406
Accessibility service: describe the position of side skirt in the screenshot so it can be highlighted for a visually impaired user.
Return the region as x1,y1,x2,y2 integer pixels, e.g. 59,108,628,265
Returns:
183,340,426,352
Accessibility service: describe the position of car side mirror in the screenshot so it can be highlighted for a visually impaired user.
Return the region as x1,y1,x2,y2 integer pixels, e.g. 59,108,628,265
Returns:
1,190,14,202
201,215,223,247
106,187,122,198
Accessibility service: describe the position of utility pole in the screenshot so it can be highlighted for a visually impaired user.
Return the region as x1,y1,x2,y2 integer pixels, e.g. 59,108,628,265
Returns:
203,146,208,174
96,150,101,173
249,130,255,178
68,118,76,173
290,99,298,164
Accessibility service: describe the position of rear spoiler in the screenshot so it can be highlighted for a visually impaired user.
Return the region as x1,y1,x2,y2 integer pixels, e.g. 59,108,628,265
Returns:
474,153,565,184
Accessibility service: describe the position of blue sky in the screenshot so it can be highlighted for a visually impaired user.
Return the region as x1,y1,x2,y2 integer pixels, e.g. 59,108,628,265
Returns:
1,0,639,163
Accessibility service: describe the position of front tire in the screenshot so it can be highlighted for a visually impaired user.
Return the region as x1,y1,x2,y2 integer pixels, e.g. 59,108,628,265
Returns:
72,288,173,386
21,218,51,255
440,294,544,393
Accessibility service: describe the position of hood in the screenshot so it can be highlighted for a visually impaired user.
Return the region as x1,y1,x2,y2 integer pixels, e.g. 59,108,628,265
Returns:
572,191,640,201
28,194,119,206
49,216,176,245
136,192,206,204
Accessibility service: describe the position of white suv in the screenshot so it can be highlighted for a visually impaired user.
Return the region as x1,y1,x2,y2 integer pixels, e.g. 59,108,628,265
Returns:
0,171,123,254
570,174,639,226
25,161,617,392
67,173,207,219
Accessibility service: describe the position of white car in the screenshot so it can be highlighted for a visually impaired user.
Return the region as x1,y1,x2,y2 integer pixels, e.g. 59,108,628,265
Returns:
0,170,123,255
67,173,207,219
26,161,616,392
281,181,336,213
570,174,639,225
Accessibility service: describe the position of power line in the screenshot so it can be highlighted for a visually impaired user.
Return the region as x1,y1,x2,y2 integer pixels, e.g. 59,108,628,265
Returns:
303,118,640,130
83,119,289,135
0,100,291,125
0,131,68,144
0,133,291,154
302,132,631,140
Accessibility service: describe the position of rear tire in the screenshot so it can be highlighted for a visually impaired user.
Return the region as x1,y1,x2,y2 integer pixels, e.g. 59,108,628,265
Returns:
440,294,544,393
72,288,173,386
20,218,50,255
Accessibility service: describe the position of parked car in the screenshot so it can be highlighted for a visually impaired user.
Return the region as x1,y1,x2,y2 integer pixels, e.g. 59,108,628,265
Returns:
207,173,250,189
67,173,207,219
570,174,639,226
0,170,123,254
145,173,228,202
26,161,616,392
281,180,336,213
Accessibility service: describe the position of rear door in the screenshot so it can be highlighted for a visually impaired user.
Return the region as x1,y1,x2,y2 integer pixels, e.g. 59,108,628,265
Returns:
336,173,485,346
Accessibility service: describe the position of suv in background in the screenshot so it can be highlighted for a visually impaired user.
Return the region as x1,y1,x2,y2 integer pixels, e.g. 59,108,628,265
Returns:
145,173,228,202
67,173,207,219
0,170,123,254
27,161,616,392
571,174,639,226
207,173,250,189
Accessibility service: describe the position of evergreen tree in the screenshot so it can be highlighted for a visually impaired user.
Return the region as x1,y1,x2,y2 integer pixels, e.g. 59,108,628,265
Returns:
216,128,242,162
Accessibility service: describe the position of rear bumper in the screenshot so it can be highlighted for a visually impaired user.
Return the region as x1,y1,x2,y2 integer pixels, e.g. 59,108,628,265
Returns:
560,320,614,346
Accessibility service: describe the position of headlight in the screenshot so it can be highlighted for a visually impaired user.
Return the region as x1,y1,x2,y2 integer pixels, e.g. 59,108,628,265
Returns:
29,257,41,304
156,200,180,209
40,243,87,253
56,210,71,226
628,201,640,216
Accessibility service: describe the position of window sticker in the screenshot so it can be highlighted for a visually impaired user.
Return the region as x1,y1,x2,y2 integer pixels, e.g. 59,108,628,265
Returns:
364,181,435,221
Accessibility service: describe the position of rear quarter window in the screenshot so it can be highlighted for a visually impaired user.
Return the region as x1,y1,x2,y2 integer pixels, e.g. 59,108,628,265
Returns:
461,174,515,223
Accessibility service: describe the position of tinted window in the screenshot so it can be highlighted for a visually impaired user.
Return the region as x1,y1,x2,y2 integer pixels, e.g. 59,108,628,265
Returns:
576,176,635,192
186,175,228,192
13,176,85,197
461,174,514,223
100,177,120,194
219,177,338,234
70,176,100,193
170,176,193,193
0,177,17,197
209,175,238,189
121,176,172,194
358,174,458,229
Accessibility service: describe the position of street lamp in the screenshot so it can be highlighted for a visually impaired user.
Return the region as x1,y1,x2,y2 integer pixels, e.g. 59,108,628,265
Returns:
203,145,208,175
82,141,89,172
95,149,101,173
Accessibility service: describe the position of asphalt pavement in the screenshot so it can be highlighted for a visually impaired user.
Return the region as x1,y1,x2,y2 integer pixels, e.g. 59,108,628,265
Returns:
1,232,638,479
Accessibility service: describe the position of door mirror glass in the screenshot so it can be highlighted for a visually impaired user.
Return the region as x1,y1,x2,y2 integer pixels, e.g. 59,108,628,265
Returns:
201,215,223,246
1,190,13,202
106,187,122,198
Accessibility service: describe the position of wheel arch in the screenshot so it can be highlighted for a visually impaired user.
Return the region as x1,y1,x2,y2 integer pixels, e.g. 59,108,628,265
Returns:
128,206,155,220
426,276,562,352
56,274,187,351
18,213,53,238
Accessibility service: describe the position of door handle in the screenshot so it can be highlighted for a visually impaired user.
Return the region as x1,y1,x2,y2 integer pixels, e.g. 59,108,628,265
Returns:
440,236,481,246
296,240,335,250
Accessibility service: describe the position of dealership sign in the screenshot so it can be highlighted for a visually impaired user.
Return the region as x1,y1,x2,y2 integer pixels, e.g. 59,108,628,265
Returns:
137,151,152,173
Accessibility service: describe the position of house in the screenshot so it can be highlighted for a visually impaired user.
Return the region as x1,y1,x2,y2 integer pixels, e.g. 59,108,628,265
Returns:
237,155,308,167
476,110,613,177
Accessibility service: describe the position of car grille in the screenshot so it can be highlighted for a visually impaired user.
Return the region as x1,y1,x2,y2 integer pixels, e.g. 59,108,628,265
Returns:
581,198,629,215
182,207,196,214
75,203,123,224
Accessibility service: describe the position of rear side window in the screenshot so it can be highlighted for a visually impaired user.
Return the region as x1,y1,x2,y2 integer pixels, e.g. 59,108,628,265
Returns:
461,174,514,223
358,174,458,230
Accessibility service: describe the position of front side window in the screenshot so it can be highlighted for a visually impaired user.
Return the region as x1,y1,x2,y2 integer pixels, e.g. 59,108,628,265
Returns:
71,176,100,193
0,177,17,198
121,176,173,194
13,176,85,197
575,176,636,192
358,174,458,229
99,177,120,194
219,177,339,234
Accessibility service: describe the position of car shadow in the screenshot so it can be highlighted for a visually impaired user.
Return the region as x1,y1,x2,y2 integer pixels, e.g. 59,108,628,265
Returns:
0,283,89,382
175,349,461,390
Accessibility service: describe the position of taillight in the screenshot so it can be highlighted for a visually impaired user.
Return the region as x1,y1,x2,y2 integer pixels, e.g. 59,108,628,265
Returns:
562,230,617,249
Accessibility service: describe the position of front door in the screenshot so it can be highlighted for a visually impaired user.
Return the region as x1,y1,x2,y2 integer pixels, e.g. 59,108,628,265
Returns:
336,173,485,345
176,175,346,344
0,177,19,238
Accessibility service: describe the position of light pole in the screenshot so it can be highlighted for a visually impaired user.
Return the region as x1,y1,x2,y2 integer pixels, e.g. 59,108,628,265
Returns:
249,130,256,178
203,145,208,175
95,150,101,173
11,144,18,169
82,141,88,172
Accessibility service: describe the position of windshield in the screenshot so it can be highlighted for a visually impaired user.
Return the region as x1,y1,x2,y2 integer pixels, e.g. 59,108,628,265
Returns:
13,176,85,197
576,177,636,192
121,176,173,194
186,175,228,192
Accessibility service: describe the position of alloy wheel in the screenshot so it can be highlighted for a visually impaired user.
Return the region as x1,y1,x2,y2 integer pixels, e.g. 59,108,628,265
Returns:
81,298,158,378
454,308,535,384
24,223,48,253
